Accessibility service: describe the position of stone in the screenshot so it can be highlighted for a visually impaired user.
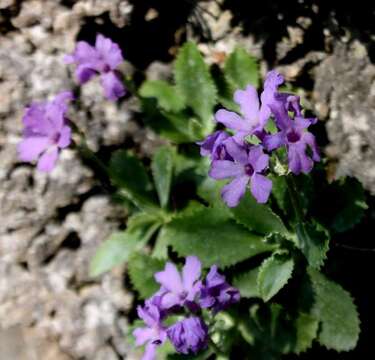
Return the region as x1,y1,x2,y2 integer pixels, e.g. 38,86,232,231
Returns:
314,40,375,194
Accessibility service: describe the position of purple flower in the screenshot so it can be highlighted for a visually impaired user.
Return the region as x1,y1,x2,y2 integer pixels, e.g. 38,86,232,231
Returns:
197,130,232,160
209,139,272,206
200,265,240,314
65,34,125,101
133,301,167,360
17,91,73,173
264,97,320,174
154,256,202,310
167,317,208,355
215,71,284,144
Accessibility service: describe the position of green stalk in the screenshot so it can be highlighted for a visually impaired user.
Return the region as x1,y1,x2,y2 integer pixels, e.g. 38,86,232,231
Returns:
208,337,226,357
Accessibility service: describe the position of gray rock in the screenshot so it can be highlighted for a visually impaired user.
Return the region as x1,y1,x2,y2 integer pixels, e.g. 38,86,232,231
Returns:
314,40,375,193
0,1,136,359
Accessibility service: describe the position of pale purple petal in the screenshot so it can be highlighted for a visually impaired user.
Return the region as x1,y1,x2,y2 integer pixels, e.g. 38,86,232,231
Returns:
17,136,50,162
209,160,244,180
303,132,320,162
71,41,98,63
288,142,314,175
263,132,286,151
182,256,201,292
142,342,157,360
95,34,123,70
206,265,225,288
75,64,97,84
133,327,155,346
259,70,284,125
268,99,291,131
215,109,249,131
100,71,126,101
160,292,182,309
248,146,268,172
221,175,249,207
294,116,312,131
224,137,249,164
234,85,260,122
37,147,59,172
57,126,72,148
250,173,272,203
154,263,183,294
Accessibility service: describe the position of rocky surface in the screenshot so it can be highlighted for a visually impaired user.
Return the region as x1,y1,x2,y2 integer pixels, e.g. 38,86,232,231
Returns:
0,1,141,359
1,0,375,359
313,40,375,194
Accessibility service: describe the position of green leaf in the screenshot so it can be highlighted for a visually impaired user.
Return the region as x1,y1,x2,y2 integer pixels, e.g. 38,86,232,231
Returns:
166,207,275,267
224,47,259,89
308,268,360,351
90,213,161,276
151,146,174,208
128,253,165,299
90,232,139,277
331,177,368,233
233,267,260,298
296,222,329,269
174,42,216,131
271,174,312,219
257,255,294,301
230,192,288,236
139,80,185,113
248,303,296,355
197,176,230,214
294,313,319,354
109,150,157,209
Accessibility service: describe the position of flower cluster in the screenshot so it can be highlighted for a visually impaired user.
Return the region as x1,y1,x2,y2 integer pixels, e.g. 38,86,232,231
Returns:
133,256,240,360
17,91,73,172
65,34,126,101
18,34,125,172
198,70,320,208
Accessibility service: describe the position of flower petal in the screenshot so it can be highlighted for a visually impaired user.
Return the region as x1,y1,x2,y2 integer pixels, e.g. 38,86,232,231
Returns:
215,109,249,131
234,85,260,123
221,175,249,207
154,263,183,294
209,160,244,180
250,173,272,203
75,64,97,84
182,256,201,292
142,342,157,360
95,34,123,70
57,125,72,148
263,132,286,151
303,132,320,162
288,142,314,175
37,147,59,172
17,136,50,162
100,71,126,101
133,327,155,346
248,146,268,172
224,137,249,164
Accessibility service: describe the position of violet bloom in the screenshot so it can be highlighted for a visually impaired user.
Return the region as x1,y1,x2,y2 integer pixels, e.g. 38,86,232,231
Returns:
215,71,284,144
154,256,202,310
133,302,167,360
17,91,73,172
65,34,125,101
197,130,232,160
209,139,272,207
264,97,320,175
167,317,208,355
200,265,240,314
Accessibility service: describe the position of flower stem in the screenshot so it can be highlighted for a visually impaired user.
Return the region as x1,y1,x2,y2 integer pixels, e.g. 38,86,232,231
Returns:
208,337,226,357
285,175,304,223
